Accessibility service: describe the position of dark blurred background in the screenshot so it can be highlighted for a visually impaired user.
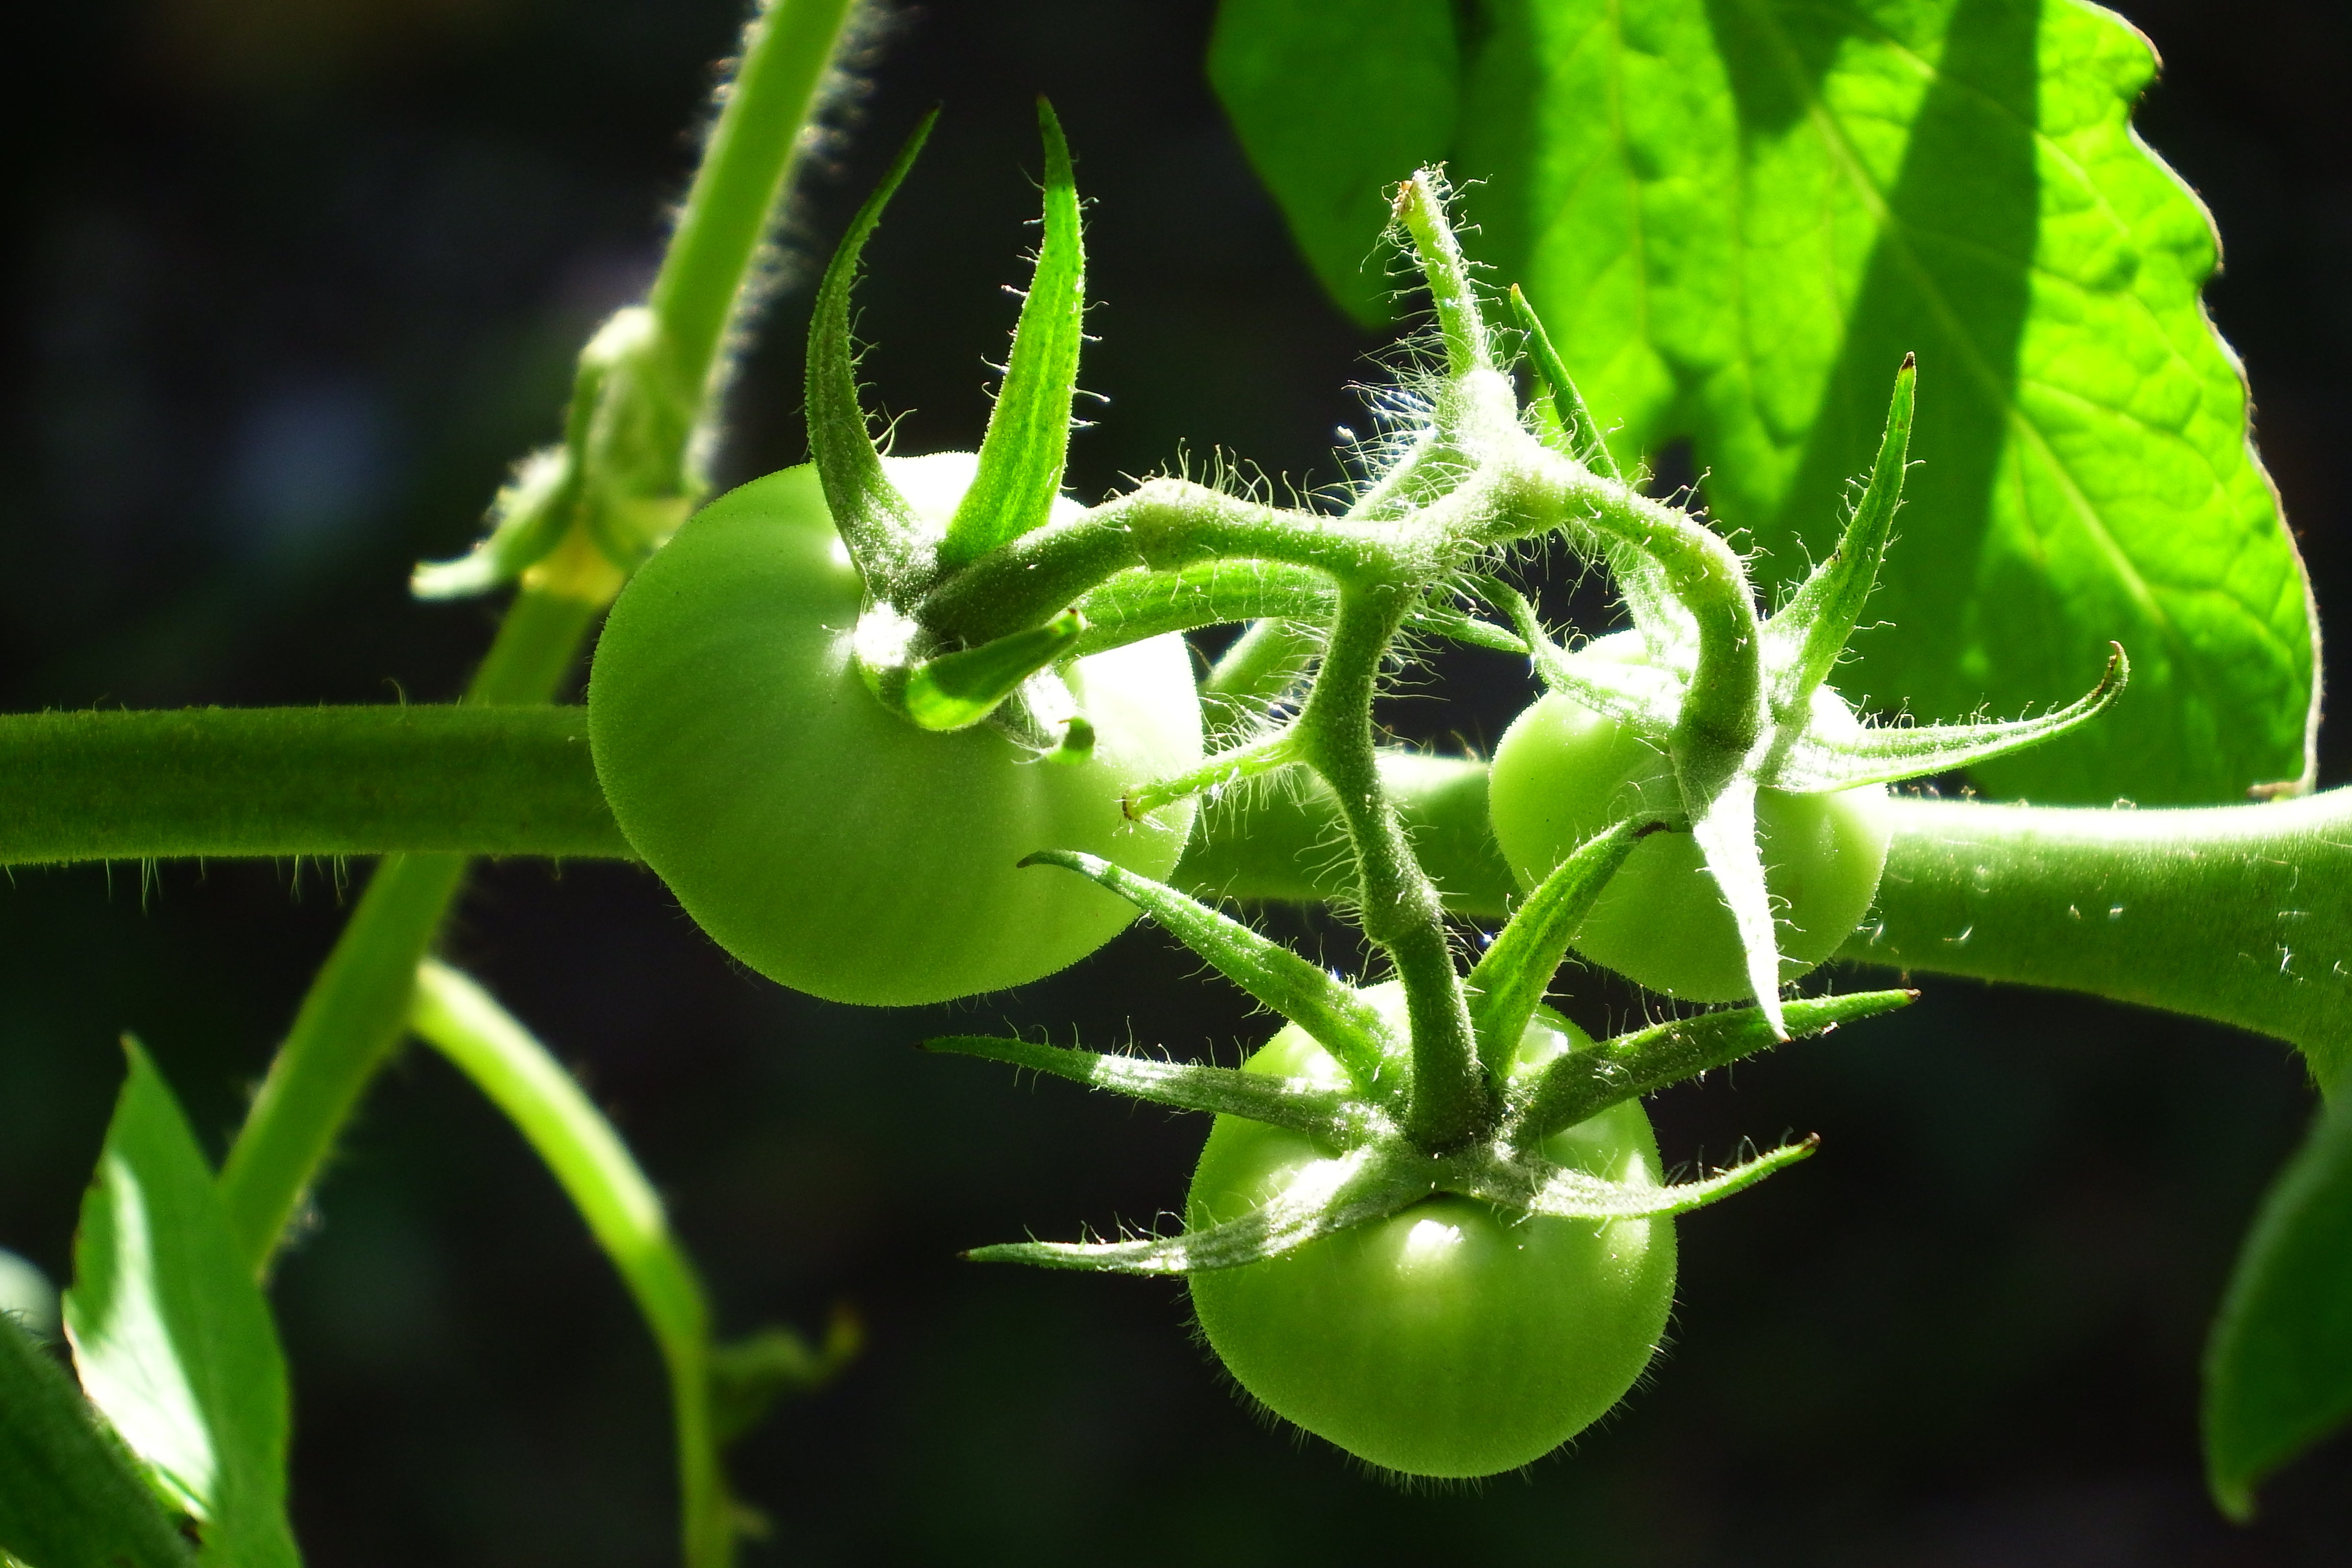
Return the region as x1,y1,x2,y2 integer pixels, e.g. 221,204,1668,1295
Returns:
3,1,2349,1563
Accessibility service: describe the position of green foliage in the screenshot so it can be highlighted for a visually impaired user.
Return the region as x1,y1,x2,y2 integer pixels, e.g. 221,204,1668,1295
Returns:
2202,1085,2352,1522
1213,0,2317,805
0,1311,196,1568
63,1044,299,1568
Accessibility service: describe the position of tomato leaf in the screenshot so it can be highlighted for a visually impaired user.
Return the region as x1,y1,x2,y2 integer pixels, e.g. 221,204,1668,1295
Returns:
0,1310,197,1568
63,1042,300,1568
941,101,1088,569
924,1034,1358,1141
2202,1086,2352,1521
1215,0,2318,804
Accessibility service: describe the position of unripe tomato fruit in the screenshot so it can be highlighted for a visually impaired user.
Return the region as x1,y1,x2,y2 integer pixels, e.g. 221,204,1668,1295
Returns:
1486,634,1892,1002
587,453,1203,1007
1186,984,1676,1478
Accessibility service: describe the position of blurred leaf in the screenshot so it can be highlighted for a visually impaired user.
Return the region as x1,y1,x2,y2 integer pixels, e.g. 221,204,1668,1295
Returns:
63,1043,300,1568
707,1310,863,1446
1213,0,2317,804
0,1310,196,1568
2203,1085,2352,1521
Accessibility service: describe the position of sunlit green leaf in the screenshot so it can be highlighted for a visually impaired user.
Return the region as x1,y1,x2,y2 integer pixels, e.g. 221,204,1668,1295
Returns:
1214,0,2317,804
2203,1086,2352,1522
64,1043,300,1568
0,1310,195,1568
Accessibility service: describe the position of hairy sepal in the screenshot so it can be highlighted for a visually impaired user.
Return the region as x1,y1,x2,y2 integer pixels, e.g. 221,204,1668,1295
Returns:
900,610,1087,731
1018,849,1395,1091
940,101,1087,569
966,1146,1414,1273
970,1132,1812,1276
923,1034,1361,1143
1764,356,1916,719
1768,644,2130,793
1465,817,1651,1079
1512,990,1916,1145
1460,1137,1817,1222
806,113,939,598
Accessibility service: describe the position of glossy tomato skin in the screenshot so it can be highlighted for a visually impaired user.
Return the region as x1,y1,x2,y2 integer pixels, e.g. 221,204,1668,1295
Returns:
587,453,1202,1007
1187,986,1676,1478
1487,641,1892,1002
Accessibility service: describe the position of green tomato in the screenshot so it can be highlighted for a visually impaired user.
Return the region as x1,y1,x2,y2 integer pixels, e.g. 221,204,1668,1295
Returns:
1187,984,1676,1478
587,452,1203,1008
1486,636,1893,1002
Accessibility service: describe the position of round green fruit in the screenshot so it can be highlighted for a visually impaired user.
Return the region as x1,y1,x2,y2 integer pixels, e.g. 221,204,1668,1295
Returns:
1186,984,1676,1478
587,452,1203,1007
1486,636,1893,1002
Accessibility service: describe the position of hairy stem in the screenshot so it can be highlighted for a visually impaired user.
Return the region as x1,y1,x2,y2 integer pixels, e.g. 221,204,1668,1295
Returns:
215,0,851,1276
1842,793,2352,1081
1295,587,1489,1149
0,707,623,864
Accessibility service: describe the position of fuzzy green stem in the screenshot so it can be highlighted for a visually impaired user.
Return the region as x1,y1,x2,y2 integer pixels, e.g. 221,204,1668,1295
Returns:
1392,172,1492,380
409,962,729,1568
1202,618,1323,744
216,0,849,1278
1295,587,1489,1149
1842,793,2352,1082
647,0,859,434
0,706,624,864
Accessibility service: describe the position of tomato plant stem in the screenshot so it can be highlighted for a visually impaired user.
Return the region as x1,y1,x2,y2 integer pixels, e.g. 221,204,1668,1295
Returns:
213,0,856,1353
409,962,729,1568
1297,587,1492,1149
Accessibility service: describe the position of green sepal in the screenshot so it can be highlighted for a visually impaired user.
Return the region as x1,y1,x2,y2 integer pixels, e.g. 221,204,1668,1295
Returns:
901,610,1087,731
971,1133,1817,1276
1123,730,1300,818
1017,849,1396,1092
966,1146,1414,1274
1464,817,1651,1081
1687,778,1787,1037
1458,1136,1816,1222
411,445,577,600
1479,577,1680,732
1511,990,1916,1145
2201,1083,2352,1521
0,1310,197,1568
1764,355,1916,719
806,111,940,597
1767,644,2130,793
1506,284,1618,483
940,101,1087,569
706,1310,861,1446
924,1034,1360,1142
1070,563,1512,661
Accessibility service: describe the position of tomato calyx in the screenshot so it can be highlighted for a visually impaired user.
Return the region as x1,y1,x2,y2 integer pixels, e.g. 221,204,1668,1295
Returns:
1477,344,2130,1031
929,842,1914,1276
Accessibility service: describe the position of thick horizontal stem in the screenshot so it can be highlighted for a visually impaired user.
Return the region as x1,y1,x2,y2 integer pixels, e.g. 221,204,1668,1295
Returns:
0,707,629,864
1841,793,2352,1081
15,708,2346,1077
